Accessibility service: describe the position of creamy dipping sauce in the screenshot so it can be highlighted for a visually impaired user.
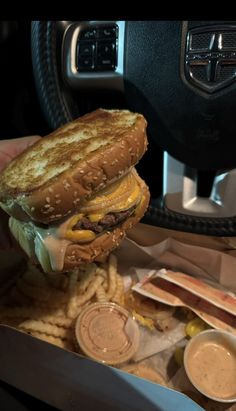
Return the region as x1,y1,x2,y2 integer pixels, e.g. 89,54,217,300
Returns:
187,340,236,400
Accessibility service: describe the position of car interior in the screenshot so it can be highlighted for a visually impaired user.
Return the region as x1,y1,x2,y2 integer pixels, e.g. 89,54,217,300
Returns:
1,19,236,410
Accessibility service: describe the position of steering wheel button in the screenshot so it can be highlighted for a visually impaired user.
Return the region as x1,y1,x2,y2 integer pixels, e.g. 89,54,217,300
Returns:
80,29,97,40
77,56,94,71
79,43,95,56
97,42,115,56
97,56,115,70
97,26,117,39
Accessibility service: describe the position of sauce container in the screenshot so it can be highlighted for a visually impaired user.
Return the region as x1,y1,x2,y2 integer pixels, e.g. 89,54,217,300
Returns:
184,329,236,403
75,302,140,365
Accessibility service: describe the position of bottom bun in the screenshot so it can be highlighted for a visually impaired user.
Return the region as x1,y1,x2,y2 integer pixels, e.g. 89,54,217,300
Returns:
9,185,150,273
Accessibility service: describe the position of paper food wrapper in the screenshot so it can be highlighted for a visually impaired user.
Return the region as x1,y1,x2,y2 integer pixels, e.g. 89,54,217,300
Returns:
155,269,236,316
133,270,236,334
121,234,236,291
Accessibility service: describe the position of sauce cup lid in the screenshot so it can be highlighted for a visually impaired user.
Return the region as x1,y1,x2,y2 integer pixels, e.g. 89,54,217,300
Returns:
75,302,140,365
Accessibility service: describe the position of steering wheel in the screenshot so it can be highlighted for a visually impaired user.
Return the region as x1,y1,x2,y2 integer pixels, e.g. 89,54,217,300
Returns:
31,20,236,236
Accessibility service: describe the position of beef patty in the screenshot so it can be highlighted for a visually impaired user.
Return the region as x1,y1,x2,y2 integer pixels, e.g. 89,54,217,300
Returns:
72,206,136,234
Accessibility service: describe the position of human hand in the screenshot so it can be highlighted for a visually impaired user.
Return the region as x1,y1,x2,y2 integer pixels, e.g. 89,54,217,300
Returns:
0,135,41,172
0,135,41,248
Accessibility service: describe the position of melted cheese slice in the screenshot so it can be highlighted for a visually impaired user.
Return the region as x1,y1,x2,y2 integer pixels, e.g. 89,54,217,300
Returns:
79,168,142,215
62,169,144,242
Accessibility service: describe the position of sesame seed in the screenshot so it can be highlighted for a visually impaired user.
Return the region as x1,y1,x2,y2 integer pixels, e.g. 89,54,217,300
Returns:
46,197,50,203
55,199,61,204
55,194,60,198
30,207,35,212
48,188,53,193
42,206,54,214
79,170,84,174
63,180,71,190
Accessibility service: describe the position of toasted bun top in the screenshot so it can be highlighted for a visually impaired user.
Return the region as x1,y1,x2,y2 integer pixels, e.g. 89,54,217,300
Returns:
0,109,148,223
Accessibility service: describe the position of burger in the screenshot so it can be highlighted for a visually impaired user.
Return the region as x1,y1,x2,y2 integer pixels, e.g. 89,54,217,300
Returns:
0,109,150,273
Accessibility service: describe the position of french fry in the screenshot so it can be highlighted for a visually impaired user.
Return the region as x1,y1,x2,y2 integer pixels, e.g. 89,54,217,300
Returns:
67,302,88,320
66,270,79,318
103,280,108,292
77,275,104,306
31,331,75,351
95,267,107,279
30,331,65,348
19,319,72,340
96,285,108,303
112,274,124,305
106,254,117,300
37,314,73,329
77,263,97,293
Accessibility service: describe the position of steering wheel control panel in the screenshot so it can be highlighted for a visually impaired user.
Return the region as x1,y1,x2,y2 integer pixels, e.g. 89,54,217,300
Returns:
63,21,125,91
77,25,118,72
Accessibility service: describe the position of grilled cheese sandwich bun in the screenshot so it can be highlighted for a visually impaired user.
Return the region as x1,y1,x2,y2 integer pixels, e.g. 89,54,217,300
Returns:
0,109,150,273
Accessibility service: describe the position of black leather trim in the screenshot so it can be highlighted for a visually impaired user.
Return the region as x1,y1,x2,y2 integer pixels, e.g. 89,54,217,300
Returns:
31,21,74,130
144,199,236,236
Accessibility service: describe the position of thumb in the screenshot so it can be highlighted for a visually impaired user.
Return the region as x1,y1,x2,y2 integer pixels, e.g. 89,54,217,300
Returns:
11,135,41,154
0,135,41,172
